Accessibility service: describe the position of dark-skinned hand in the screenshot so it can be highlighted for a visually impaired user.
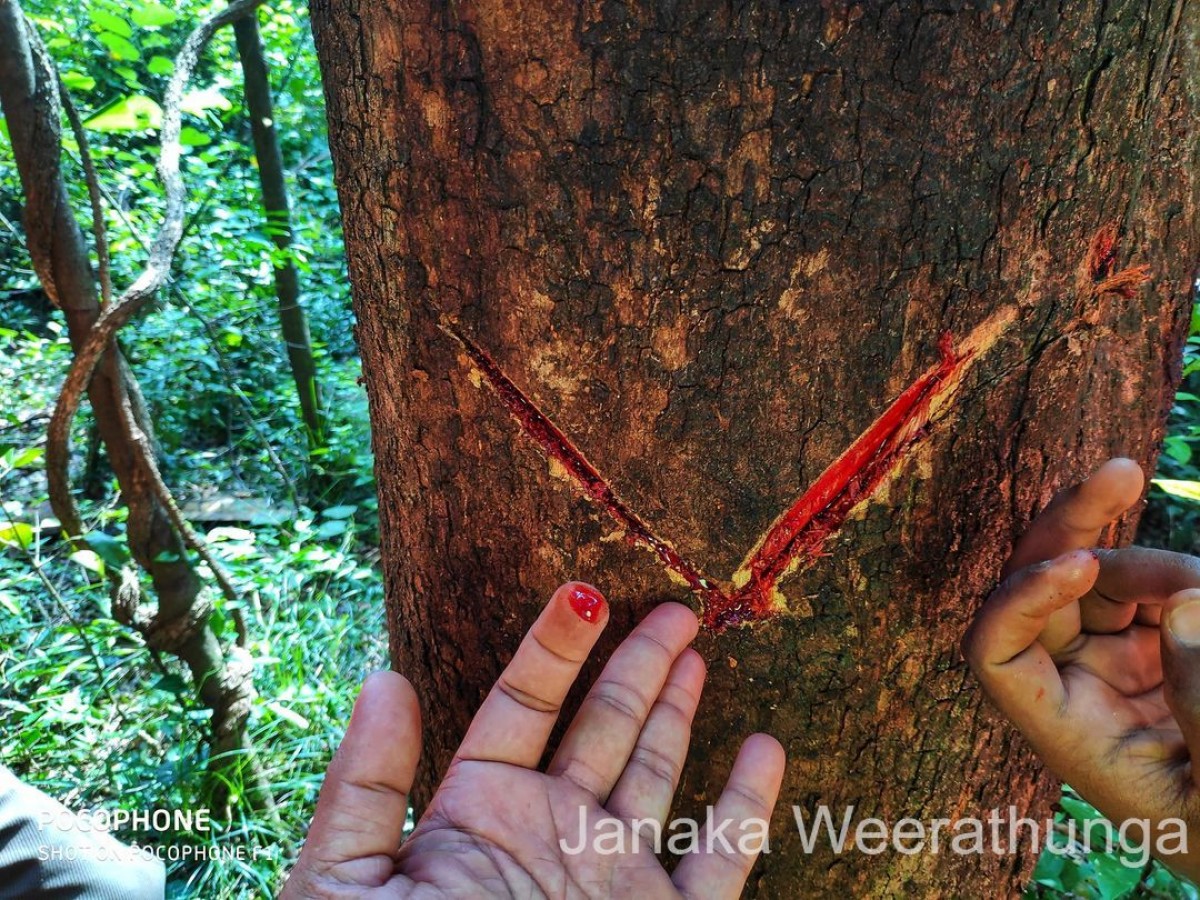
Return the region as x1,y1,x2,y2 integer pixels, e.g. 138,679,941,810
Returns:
964,458,1200,879
281,583,785,899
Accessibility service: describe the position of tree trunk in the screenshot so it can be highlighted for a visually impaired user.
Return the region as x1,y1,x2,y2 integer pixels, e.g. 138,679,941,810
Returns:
233,11,327,449
310,1,1199,895
0,0,263,812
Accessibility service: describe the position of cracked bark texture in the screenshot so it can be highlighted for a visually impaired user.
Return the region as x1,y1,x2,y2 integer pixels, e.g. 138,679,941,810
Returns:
310,1,1199,895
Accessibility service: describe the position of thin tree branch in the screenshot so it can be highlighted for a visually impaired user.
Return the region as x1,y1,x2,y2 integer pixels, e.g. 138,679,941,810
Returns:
55,76,111,305
44,6,259,644
46,0,268,541
113,391,250,647
86,176,301,508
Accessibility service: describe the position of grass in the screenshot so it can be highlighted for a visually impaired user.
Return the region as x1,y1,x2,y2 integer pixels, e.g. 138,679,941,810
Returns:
0,337,386,899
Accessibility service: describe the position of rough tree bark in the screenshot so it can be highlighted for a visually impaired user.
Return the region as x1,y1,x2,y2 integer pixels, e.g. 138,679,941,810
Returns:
233,11,327,449
311,1,1199,895
0,0,265,811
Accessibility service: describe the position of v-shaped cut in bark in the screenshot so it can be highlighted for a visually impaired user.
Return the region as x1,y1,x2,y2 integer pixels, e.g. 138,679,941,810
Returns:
442,309,1013,631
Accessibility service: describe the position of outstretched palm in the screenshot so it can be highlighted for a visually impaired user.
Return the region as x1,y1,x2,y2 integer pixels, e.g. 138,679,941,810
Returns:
282,584,785,899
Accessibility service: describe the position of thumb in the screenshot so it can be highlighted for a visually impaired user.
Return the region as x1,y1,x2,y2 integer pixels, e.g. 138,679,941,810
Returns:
1161,590,1200,761
286,670,422,892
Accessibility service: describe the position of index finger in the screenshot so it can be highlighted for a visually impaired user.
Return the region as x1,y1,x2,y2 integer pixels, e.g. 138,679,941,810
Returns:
1003,458,1144,577
1092,546,1200,605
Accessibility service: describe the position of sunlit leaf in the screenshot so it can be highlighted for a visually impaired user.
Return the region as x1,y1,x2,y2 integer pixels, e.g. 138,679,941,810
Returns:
1152,478,1200,503
266,701,310,730
180,126,211,147
0,522,34,549
61,71,96,92
83,94,161,132
207,526,255,543
69,549,105,576
27,15,63,32
146,55,174,76
4,447,42,469
91,9,132,37
181,87,232,116
129,2,177,27
96,30,139,61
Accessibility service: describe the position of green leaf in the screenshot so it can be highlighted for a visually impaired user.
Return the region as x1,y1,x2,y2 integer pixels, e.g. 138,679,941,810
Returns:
1058,794,1100,825
0,698,32,715
0,522,34,549
0,591,20,616
96,31,139,61
1088,849,1143,900
321,505,357,520
83,94,161,132
180,126,211,147
129,2,177,27
153,673,189,694
146,55,174,76
1029,849,1065,887
69,549,106,577
91,9,132,37
315,519,349,539
5,446,43,469
61,71,97,92
1153,478,1200,503
83,531,130,568
1164,436,1193,465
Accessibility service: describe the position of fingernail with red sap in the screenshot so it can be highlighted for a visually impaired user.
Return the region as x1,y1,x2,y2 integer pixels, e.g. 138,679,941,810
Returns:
568,585,605,624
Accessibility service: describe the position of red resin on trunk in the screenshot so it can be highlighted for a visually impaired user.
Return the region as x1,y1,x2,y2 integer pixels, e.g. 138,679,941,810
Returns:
1087,224,1152,299
442,321,727,610
444,317,970,633
568,585,605,623
706,334,967,629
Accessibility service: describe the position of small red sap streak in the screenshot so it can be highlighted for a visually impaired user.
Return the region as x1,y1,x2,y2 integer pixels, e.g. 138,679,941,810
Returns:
1087,224,1152,299
443,317,971,632
442,321,727,611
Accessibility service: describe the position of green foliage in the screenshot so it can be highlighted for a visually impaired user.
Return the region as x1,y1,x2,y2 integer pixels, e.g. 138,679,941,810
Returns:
1027,789,1198,900
0,0,383,896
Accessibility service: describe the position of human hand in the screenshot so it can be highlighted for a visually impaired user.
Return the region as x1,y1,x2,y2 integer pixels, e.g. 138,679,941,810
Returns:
963,458,1200,878
281,583,786,899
